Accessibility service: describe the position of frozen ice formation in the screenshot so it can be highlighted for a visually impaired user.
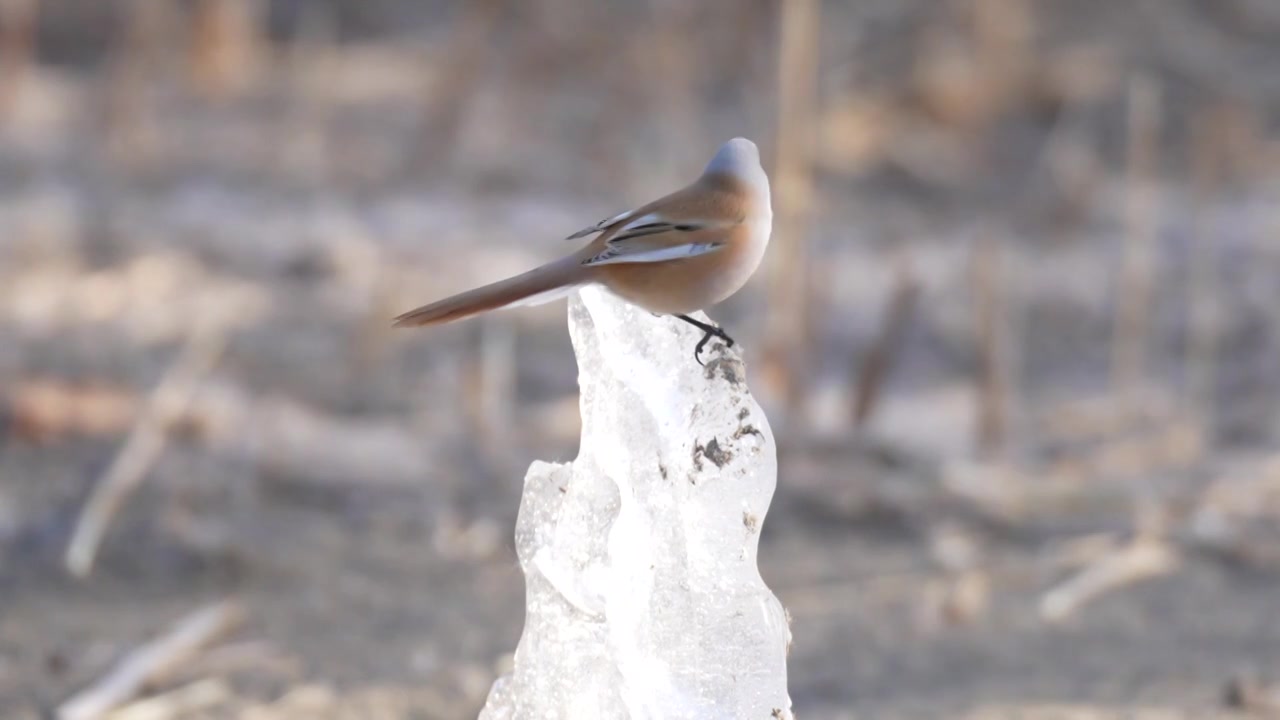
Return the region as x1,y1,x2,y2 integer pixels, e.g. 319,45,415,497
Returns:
480,286,793,720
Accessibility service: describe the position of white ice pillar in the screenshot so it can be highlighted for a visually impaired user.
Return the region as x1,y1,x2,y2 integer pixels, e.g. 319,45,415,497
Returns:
481,286,793,720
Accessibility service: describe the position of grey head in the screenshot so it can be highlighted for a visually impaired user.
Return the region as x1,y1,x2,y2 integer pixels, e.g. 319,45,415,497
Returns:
702,137,762,178
700,137,770,208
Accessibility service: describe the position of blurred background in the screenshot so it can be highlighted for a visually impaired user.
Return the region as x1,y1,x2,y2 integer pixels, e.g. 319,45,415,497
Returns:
2,0,1280,717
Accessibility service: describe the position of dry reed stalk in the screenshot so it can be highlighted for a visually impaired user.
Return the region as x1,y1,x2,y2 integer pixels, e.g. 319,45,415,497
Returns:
1185,106,1224,441
1109,75,1162,415
1213,99,1265,185
348,278,399,387
270,0,333,186
1047,532,1122,571
944,418,1205,524
920,522,989,628
1274,201,1280,446
1224,673,1280,714
1035,388,1177,445
57,600,244,720
0,0,36,117
910,0,1031,136
1186,456,1280,571
413,0,502,172
916,570,991,630
1199,101,1280,445
971,231,1012,458
647,2,700,172
327,237,395,386
476,317,516,445
104,678,232,720
5,379,140,442
101,0,184,171
184,640,302,683
1041,416,1204,489
188,0,262,100
852,254,919,429
589,39,635,191
607,2,702,196
728,0,772,116
972,0,1032,121
101,1,150,167
763,0,820,418
65,318,228,578
11,367,436,494
1039,535,1178,623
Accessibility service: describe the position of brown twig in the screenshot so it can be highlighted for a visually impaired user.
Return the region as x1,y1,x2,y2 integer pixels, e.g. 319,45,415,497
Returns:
972,0,1033,123
0,0,37,118
100,0,184,171
1039,535,1178,623
763,0,820,418
188,0,262,100
1185,105,1223,442
1035,389,1177,445
1110,75,1162,413
1224,673,1280,713
916,571,991,630
103,678,231,720
853,255,919,428
184,640,302,682
276,0,336,185
971,231,1012,458
461,316,517,453
410,0,502,173
477,316,516,444
57,600,244,720
5,379,139,443
65,319,228,578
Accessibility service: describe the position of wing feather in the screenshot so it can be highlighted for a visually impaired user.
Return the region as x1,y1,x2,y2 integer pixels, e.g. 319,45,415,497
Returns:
565,210,633,240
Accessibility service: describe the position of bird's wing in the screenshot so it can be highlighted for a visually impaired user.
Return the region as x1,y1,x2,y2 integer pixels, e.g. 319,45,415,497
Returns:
572,180,746,265
564,209,636,240
565,175,733,241
579,214,733,266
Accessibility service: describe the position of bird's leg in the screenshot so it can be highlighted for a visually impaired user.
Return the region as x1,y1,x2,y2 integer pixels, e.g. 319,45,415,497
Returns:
675,314,736,365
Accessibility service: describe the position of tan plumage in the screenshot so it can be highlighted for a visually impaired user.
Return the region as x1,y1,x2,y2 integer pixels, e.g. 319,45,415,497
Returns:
392,138,772,344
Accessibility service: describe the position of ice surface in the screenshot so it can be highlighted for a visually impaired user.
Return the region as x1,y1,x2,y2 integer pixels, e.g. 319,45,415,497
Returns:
480,286,793,720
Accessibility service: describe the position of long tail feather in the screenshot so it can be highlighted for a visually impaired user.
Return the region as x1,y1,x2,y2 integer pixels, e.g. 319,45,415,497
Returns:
392,257,589,328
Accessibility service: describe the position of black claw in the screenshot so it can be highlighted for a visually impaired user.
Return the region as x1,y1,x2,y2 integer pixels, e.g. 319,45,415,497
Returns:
676,315,735,366
694,333,712,366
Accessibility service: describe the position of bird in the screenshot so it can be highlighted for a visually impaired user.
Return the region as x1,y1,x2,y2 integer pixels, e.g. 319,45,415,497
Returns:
392,137,772,364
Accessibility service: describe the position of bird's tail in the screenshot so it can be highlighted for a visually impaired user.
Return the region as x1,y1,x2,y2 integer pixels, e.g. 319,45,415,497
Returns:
392,256,591,328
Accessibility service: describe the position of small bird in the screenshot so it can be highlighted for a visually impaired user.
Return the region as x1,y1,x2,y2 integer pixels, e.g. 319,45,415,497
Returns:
392,137,772,364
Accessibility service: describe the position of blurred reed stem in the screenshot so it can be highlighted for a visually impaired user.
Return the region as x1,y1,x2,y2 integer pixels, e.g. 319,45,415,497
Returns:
478,317,516,445
188,0,263,101
1273,213,1280,445
101,0,175,170
412,0,501,175
642,2,701,191
461,319,516,456
971,231,1014,459
278,0,335,187
0,0,36,118
972,0,1032,125
1110,75,1162,413
852,254,919,430
1185,105,1224,442
765,0,820,420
